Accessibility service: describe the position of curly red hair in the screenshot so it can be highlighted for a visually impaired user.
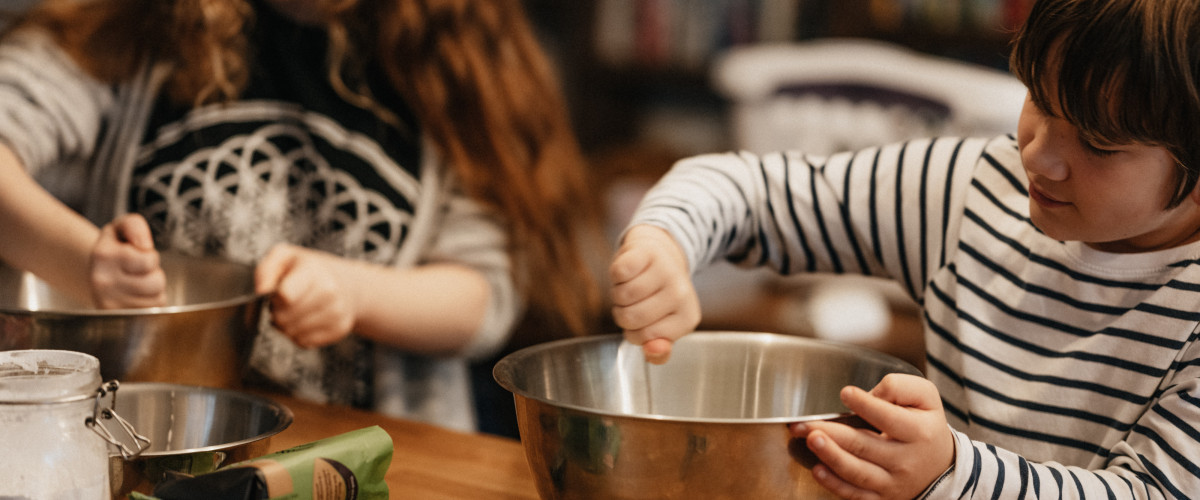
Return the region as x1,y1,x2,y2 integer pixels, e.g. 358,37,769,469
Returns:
18,0,603,339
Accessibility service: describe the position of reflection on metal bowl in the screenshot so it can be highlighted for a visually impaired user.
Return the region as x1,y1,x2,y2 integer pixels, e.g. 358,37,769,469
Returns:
493,331,922,500
0,252,265,388
106,383,293,499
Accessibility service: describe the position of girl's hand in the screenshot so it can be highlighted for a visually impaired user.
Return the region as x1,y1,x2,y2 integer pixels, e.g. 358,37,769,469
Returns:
89,214,166,309
255,244,356,349
608,224,700,364
790,374,954,500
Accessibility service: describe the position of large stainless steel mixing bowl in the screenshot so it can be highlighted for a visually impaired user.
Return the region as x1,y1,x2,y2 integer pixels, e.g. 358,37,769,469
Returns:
0,253,265,388
493,331,923,500
106,382,293,499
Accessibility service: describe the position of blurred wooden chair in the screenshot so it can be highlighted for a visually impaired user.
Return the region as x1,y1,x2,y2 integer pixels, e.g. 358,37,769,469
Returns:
696,38,1027,366
712,37,1026,155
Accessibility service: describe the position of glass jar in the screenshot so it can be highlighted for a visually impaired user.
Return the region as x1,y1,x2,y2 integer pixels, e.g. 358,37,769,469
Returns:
0,350,147,500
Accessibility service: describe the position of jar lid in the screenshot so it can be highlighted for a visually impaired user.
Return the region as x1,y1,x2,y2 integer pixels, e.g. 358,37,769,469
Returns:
0,349,101,403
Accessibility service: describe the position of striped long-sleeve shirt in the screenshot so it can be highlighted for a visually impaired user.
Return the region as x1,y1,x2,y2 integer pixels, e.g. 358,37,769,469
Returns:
628,135,1200,499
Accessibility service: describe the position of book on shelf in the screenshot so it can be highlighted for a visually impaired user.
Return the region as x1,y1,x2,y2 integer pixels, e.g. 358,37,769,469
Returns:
595,0,792,70
592,0,1032,71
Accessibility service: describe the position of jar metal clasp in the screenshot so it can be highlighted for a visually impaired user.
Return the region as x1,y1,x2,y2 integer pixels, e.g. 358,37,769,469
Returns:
85,380,150,460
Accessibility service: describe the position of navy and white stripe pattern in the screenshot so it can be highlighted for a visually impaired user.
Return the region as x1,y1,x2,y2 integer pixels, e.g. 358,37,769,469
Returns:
630,135,1200,498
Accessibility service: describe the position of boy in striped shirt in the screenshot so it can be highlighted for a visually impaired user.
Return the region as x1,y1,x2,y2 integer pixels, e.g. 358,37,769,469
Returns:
610,0,1200,497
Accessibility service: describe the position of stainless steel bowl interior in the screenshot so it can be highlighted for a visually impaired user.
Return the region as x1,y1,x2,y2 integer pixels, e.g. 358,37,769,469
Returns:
494,332,921,423
110,382,293,455
0,252,259,315
493,332,924,499
0,253,266,387
106,383,293,499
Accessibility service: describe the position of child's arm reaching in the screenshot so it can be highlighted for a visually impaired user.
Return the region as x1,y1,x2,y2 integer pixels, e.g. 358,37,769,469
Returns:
608,224,701,363
0,143,165,309
608,141,980,363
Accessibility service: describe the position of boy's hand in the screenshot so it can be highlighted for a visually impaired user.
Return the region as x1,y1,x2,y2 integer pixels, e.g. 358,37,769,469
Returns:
790,374,954,500
90,214,167,309
255,244,356,349
608,224,700,364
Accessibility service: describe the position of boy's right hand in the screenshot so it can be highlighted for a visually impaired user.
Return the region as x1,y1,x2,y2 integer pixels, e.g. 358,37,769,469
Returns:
90,214,166,309
608,224,700,364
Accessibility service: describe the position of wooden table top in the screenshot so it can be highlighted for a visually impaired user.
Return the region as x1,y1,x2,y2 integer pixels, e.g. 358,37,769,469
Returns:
257,391,541,500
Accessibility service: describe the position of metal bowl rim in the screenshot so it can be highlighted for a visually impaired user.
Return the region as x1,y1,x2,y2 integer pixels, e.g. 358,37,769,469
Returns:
0,251,264,316
115,382,294,457
492,331,922,424
0,292,268,317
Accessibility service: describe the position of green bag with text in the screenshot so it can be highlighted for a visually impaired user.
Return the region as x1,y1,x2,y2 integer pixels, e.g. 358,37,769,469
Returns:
132,426,392,500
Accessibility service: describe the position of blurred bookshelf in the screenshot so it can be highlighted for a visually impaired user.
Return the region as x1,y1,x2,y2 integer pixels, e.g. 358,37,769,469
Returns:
588,0,1031,72
525,0,1032,156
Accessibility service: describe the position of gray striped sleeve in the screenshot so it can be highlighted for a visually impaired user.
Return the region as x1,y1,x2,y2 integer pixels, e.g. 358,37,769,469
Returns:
424,187,517,360
628,137,985,297
0,29,113,182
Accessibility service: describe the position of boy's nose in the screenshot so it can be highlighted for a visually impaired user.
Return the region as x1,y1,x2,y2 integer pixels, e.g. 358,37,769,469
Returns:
1021,128,1069,182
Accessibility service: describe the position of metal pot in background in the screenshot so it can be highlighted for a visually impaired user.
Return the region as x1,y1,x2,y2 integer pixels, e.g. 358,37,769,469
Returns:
0,252,265,388
106,382,293,499
493,331,923,500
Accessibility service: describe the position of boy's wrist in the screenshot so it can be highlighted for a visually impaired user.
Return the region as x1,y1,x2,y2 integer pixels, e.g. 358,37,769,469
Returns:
917,426,963,500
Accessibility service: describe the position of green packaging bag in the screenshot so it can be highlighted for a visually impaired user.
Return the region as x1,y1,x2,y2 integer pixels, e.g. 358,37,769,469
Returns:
134,426,392,500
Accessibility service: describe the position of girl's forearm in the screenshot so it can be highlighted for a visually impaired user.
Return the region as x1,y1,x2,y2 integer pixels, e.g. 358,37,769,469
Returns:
344,260,493,354
0,144,99,304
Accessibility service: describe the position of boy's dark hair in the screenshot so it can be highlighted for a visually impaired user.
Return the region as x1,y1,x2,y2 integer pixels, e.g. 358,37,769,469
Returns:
1011,0,1200,207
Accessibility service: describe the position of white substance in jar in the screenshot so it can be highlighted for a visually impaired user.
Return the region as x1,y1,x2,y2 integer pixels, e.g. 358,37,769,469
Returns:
0,350,110,500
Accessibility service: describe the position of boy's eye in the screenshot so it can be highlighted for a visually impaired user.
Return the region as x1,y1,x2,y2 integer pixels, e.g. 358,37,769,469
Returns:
1078,133,1121,157
1084,142,1120,157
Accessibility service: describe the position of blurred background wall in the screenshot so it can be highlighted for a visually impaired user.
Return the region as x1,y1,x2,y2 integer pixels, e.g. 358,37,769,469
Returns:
525,0,1028,156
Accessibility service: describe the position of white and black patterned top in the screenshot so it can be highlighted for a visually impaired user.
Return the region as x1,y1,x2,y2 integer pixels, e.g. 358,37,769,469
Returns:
0,3,517,431
130,3,424,409
628,135,1200,498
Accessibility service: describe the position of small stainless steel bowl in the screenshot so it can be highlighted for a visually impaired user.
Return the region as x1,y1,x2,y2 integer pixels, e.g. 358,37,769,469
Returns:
106,382,293,499
493,331,922,500
0,252,265,388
